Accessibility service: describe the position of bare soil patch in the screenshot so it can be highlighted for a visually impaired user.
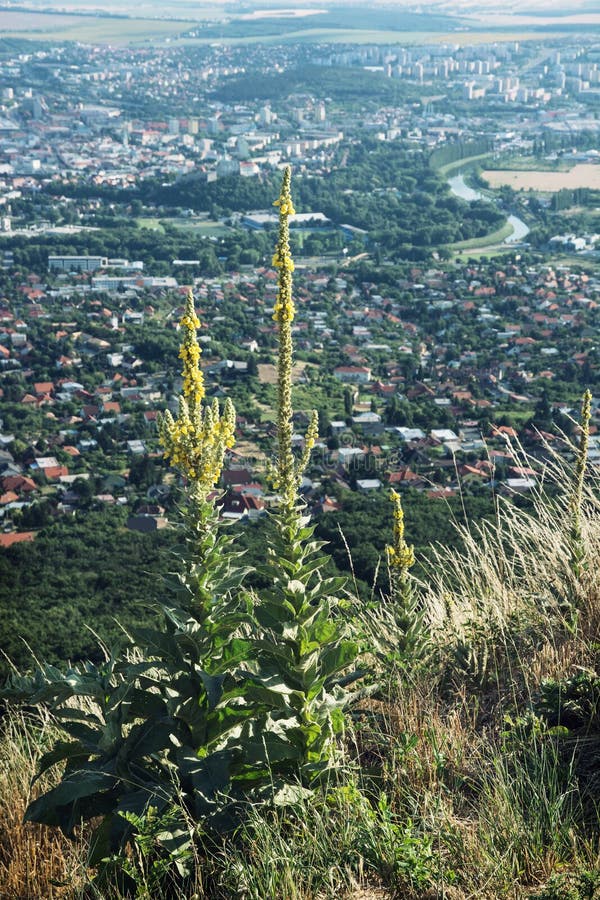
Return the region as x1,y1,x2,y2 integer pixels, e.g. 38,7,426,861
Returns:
258,361,308,384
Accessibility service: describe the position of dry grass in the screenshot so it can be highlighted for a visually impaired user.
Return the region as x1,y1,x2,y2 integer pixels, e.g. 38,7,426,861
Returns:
481,163,600,192
0,710,88,900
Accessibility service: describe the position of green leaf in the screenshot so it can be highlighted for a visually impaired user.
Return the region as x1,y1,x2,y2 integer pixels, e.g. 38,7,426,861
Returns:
128,627,184,663
25,770,116,827
87,812,131,867
116,719,173,770
198,670,226,710
329,706,346,735
321,640,360,679
298,556,327,580
177,749,233,810
33,741,91,785
56,719,103,749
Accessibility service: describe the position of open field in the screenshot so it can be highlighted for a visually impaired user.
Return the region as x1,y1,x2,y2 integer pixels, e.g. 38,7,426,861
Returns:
258,361,309,385
178,28,569,47
136,217,229,236
454,246,517,262
0,10,197,44
447,219,515,251
481,163,600,192
435,152,493,178
137,217,165,232
468,11,600,27
239,8,328,19
167,217,230,236
4,0,225,14
490,154,573,172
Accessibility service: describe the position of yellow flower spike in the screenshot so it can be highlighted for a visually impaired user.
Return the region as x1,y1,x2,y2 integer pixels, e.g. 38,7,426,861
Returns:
157,288,236,499
386,490,415,584
271,166,318,509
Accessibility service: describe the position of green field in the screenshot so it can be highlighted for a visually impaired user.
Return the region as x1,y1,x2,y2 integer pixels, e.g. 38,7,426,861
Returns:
447,219,515,252
453,246,516,262
178,28,570,47
136,217,165,233
436,153,493,178
137,216,229,235
490,154,573,172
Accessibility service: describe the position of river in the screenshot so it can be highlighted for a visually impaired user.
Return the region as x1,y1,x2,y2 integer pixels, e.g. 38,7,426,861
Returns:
447,174,530,244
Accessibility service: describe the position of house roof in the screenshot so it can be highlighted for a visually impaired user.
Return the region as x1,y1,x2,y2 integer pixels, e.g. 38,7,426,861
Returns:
0,531,36,548
223,468,253,486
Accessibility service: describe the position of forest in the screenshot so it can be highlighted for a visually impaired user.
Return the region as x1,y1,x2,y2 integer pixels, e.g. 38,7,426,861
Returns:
0,490,497,681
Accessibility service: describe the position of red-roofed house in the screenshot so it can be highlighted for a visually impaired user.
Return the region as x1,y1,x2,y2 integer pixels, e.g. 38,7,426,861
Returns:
34,382,54,396
2,475,37,494
0,532,36,548
43,465,69,481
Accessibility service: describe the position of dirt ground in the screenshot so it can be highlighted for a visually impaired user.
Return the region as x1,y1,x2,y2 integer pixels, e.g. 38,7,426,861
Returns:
258,361,309,384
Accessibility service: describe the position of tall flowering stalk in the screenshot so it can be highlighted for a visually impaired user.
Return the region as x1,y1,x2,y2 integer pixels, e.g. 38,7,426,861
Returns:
271,166,318,513
569,389,592,576
380,490,429,670
386,490,416,601
251,167,359,786
158,289,236,502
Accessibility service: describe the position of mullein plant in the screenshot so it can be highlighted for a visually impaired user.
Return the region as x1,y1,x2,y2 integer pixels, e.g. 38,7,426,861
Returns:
158,290,236,503
569,389,592,577
246,166,360,792
0,292,253,883
357,492,430,683
363,490,429,675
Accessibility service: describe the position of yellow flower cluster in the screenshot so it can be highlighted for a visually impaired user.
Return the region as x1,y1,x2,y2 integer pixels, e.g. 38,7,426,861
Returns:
158,289,236,498
386,490,415,575
273,198,296,217
159,396,236,496
271,252,295,272
176,291,205,409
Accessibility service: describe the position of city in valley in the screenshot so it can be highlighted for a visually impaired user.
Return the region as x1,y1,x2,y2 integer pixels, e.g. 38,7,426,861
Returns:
1,6,600,664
